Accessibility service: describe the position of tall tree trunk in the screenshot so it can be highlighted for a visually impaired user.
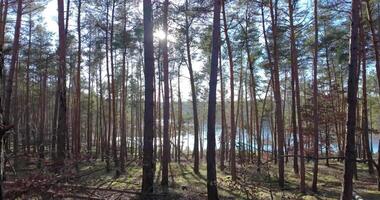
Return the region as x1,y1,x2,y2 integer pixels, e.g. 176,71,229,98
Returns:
207,0,221,199
341,0,359,197
312,0,319,192
269,0,285,188
73,0,82,163
184,0,200,174
244,22,260,171
360,13,374,174
110,0,118,172
87,42,92,155
4,0,22,127
141,0,155,195
120,0,128,173
161,0,170,187
57,0,68,170
105,0,111,172
38,59,48,168
12,60,19,169
177,63,182,164
222,0,236,181
288,0,299,175
25,10,32,154
219,48,226,171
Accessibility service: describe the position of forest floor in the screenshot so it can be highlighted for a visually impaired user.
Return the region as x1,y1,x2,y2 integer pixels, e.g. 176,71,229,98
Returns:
4,155,380,199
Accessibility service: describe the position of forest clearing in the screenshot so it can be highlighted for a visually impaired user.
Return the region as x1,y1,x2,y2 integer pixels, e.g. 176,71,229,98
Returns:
5,158,380,199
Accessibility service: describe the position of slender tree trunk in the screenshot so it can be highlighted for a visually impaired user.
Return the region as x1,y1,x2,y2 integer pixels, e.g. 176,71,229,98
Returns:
73,0,82,163
184,0,200,174
12,60,19,169
87,42,92,155
360,14,374,174
269,0,285,188
177,63,182,164
141,0,155,195
207,0,221,198
25,10,32,154
325,125,330,166
105,0,111,172
242,16,261,171
110,0,118,172
222,0,236,181
161,0,170,187
312,0,319,192
341,0,359,198
170,77,176,162
288,0,299,175
219,48,226,171
38,59,48,168
120,0,128,173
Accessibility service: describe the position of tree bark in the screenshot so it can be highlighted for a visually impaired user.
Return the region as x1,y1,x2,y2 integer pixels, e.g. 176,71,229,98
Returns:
57,0,68,169
4,0,22,127
222,0,236,181
141,0,155,195
25,10,32,154
184,0,200,175
360,12,374,174
269,0,285,188
312,0,319,192
288,0,299,175
177,62,182,164
207,0,221,198
120,0,128,173
219,47,226,171
73,0,82,163
341,0,359,198
110,0,118,172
